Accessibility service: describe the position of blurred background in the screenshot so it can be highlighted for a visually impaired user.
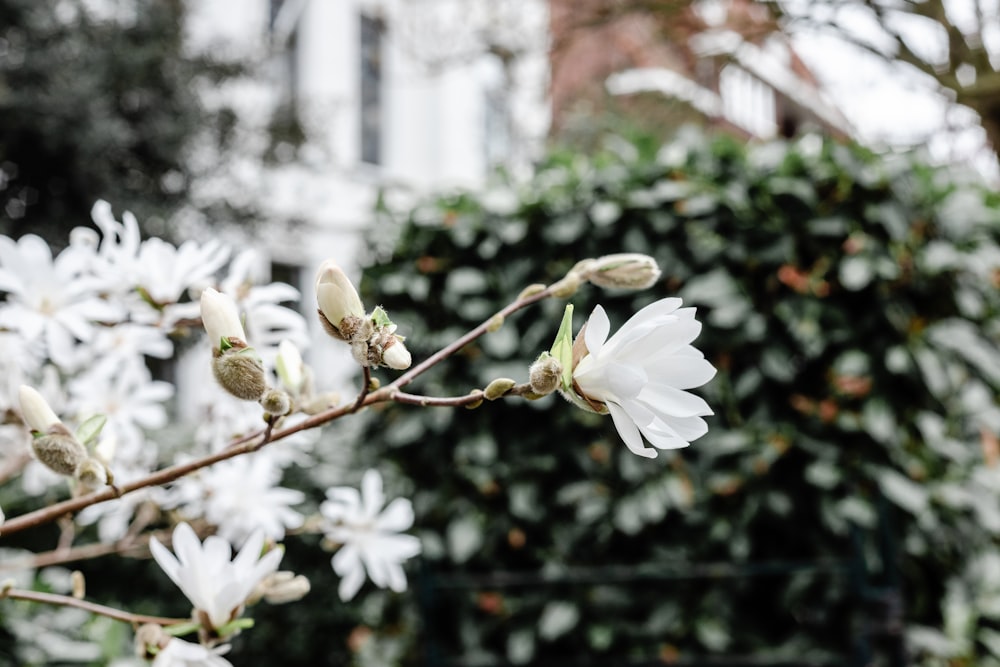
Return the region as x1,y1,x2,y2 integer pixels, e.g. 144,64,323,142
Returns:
2,0,1000,665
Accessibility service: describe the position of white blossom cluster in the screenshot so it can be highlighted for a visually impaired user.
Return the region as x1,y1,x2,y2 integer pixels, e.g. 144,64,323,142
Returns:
0,209,715,666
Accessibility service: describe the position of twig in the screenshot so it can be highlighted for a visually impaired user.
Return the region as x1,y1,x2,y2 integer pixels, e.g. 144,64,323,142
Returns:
0,284,559,538
351,365,372,412
390,391,484,408
0,586,187,626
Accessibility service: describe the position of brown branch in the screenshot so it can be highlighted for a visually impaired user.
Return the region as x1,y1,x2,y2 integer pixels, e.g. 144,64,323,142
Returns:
1,586,187,626
0,282,560,538
390,391,485,408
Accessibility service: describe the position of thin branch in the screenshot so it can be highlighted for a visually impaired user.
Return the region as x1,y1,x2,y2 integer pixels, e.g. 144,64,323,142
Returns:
1,586,187,626
0,283,560,538
351,365,373,412
390,391,485,408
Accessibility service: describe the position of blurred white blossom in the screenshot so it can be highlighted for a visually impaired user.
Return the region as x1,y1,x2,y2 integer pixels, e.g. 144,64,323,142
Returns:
152,638,233,667
170,454,305,546
0,234,122,367
321,469,421,601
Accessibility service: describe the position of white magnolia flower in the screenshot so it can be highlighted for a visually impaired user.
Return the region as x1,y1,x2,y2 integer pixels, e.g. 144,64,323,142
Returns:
173,454,305,547
0,234,122,367
152,638,233,667
149,522,283,630
321,469,422,601
569,298,716,459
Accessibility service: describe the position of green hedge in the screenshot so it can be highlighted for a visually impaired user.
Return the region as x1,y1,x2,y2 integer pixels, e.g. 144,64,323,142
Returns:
358,130,1000,665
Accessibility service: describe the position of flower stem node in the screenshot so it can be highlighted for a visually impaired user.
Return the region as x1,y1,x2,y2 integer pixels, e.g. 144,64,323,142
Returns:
484,378,517,401
549,272,583,298
211,348,267,402
582,253,662,291
528,352,562,396
259,389,292,417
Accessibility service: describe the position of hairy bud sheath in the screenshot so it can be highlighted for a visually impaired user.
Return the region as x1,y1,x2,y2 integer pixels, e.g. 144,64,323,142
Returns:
584,253,661,290
260,388,292,417
484,378,517,401
529,353,562,396
212,349,267,401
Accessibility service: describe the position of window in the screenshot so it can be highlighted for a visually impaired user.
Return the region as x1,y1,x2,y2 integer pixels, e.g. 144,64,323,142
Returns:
359,13,384,165
719,64,776,139
483,85,510,169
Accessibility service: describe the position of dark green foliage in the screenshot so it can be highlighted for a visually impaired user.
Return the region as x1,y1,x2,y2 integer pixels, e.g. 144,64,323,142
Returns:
359,132,1000,664
0,0,245,242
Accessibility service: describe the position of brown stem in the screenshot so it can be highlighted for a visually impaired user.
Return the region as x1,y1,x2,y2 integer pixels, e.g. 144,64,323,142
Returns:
391,391,485,408
0,284,559,538
1,586,187,626
351,365,373,412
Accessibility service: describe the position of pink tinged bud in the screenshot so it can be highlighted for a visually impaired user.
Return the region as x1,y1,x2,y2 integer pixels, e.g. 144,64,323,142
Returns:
315,260,365,340
18,385,61,433
382,338,412,370
200,288,247,351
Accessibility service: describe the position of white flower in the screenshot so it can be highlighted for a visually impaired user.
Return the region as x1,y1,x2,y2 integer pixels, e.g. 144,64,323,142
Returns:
0,234,122,367
570,298,716,459
321,469,422,601
149,522,283,630
179,454,305,546
315,259,365,336
152,638,232,667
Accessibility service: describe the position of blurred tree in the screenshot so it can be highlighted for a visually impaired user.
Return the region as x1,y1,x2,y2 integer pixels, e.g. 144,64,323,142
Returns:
0,0,245,242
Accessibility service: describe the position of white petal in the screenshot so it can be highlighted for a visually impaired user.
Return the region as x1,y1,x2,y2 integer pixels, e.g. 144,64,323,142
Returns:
376,498,415,533
606,362,647,400
647,355,717,390
583,305,610,357
607,401,656,458
360,470,385,519
640,383,713,418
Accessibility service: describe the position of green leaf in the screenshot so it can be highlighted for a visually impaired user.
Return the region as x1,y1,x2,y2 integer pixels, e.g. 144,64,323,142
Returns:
75,415,107,448
549,304,575,391
370,305,393,328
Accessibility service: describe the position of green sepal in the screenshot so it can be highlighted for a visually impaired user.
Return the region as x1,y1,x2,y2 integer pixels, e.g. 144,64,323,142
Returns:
163,621,202,637
219,336,234,352
549,304,575,391
75,414,107,448
370,306,393,328
217,617,255,637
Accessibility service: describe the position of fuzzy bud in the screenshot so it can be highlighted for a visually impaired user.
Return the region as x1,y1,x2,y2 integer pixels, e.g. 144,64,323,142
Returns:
18,385,61,434
71,570,86,599
316,260,365,341
528,353,562,396
260,388,292,417
250,571,311,605
212,348,267,401
32,432,88,477
517,283,547,300
484,378,517,401
381,338,412,370
134,623,169,658
74,457,108,491
549,272,583,298
584,253,661,290
200,288,247,351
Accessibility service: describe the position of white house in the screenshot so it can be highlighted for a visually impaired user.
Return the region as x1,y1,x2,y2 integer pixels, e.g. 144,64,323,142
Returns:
178,0,551,393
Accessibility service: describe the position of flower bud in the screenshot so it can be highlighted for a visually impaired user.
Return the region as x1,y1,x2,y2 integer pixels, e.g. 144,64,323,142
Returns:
74,457,108,491
528,353,562,396
275,340,305,394
260,388,292,417
316,260,365,341
250,571,311,605
200,287,247,351
549,272,582,298
212,348,267,401
134,623,169,658
71,570,86,599
18,385,61,434
381,338,412,370
484,378,516,401
32,433,88,477
584,253,661,290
